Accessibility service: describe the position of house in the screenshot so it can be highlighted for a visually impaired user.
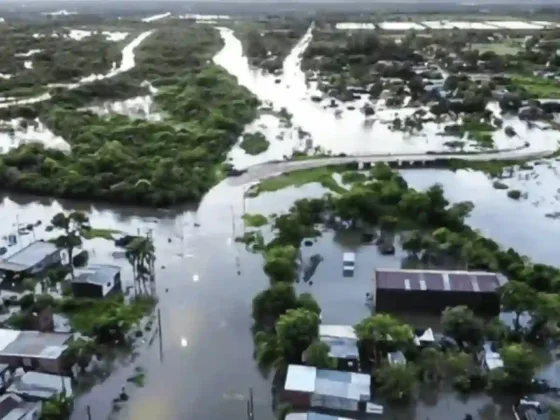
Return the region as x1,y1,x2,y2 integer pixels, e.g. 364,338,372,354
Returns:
479,342,503,372
0,242,61,279
286,413,354,420
387,351,406,365
281,365,382,416
414,328,435,346
372,269,507,315
0,329,71,374
315,325,359,371
7,371,72,401
342,253,355,277
0,393,42,420
71,264,122,298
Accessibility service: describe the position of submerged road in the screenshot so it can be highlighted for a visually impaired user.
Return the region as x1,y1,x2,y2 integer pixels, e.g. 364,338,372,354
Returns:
230,146,557,185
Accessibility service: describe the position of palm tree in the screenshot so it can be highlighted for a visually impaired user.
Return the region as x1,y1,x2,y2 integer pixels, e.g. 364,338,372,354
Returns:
125,236,156,292
40,393,73,420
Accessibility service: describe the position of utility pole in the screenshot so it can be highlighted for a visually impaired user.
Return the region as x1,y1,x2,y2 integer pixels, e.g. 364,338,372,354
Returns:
86,405,92,420
246,388,254,420
158,308,163,362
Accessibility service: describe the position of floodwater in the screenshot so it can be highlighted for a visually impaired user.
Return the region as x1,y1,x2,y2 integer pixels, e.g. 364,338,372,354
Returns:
0,23,558,420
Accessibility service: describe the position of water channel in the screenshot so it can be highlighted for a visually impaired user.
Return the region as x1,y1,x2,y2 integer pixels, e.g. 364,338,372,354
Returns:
0,22,559,420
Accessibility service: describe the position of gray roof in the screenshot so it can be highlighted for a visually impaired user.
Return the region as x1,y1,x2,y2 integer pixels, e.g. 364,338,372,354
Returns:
0,393,41,420
375,269,507,293
8,372,72,400
72,264,120,286
0,241,59,272
285,365,370,402
0,330,71,360
319,325,359,360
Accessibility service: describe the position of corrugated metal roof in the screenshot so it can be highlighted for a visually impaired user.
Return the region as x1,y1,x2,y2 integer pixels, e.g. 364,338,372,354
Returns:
285,366,371,402
0,330,71,359
319,325,359,360
286,413,354,420
8,372,72,400
375,269,504,293
0,241,59,272
285,365,316,393
73,264,120,286
0,393,41,420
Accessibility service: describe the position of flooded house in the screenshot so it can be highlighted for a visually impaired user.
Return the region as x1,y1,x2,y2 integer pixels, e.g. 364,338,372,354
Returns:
281,365,383,416
315,325,359,371
71,264,122,298
0,329,71,374
7,371,72,402
0,241,61,280
372,269,507,315
0,392,42,419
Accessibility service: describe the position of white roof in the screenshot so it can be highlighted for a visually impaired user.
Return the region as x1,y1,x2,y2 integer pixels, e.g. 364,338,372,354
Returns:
335,23,375,30
0,329,20,351
320,325,357,340
417,328,435,342
486,21,543,30
8,372,72,399
483,344,504,370
285,365,316,393
342,252,356,263
379,22,425,31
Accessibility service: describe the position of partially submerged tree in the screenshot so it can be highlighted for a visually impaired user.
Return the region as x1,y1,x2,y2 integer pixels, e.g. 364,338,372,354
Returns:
304,340,337,369
498,280,538,331
51,211,90,278
125,236,156,284
375,362,418,402
441,306,484,347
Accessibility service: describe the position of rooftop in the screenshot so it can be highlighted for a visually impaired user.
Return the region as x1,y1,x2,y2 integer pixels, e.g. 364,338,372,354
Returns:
0,329,71,360
286,413,354,420
0,241,59,273
285,365,370,402
72,264,120,286
481,343,504,371
374,269,507,293
319,325,359,360
8,372,72,400
0,393,41,420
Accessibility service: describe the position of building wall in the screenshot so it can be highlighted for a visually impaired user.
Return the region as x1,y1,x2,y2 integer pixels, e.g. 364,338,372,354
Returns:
374,289,500,315
280,390,311,409
0,354,63,375
71,282,103,298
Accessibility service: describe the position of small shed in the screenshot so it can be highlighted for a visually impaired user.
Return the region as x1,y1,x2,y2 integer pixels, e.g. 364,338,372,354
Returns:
0,241,61,279
7,371,72,401
317,325,359,371
71,264,122,298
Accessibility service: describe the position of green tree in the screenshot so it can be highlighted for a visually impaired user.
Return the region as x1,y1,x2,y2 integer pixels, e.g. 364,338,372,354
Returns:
276,308,320,364
441,306,484,346
40,393,73,420
417,347,446,383
500,344,539,389
304,340,337,369
125,236,156,284
252,283,298,327
498,281,538,331
51,211,90,278
531,292,560,340
297,293,321,315
376,363,418,401
263,245,298,283
354,314,413,364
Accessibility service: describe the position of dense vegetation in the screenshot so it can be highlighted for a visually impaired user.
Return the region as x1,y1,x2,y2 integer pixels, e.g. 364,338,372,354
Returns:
0,24,130,97
0,25,260,206
245,162,560,408
234,20,310,73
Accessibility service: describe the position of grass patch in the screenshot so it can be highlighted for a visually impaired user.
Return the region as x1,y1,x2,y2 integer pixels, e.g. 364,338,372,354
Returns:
60,294,156,336
512,76,560,99
247,167,347,197
242,213,268,227
81,228,120,240
471,42,520,55
240,132,270,155
127,367,146,387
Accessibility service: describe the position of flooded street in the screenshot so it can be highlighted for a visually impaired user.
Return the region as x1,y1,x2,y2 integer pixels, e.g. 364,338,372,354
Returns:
0,21,559,420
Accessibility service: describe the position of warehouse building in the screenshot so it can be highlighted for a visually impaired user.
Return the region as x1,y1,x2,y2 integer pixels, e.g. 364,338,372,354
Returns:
372,269,507,315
